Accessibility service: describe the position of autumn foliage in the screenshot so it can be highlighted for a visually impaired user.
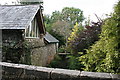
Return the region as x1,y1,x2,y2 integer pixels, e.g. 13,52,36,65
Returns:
68,21,102,54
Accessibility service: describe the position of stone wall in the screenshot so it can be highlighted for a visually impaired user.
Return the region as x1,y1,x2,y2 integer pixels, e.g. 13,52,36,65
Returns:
2,30,57,66
2,30,23,45
0,62,120,80
31,43,57,66
2,30,23,63
26,38,57,66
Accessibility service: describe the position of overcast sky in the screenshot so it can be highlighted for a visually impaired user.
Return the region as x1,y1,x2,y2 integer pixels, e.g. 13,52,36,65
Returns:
43,0,118,21
0,0,119,21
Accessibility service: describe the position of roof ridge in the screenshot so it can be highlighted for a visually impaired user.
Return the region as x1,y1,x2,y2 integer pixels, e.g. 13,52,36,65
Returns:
0,4,40,7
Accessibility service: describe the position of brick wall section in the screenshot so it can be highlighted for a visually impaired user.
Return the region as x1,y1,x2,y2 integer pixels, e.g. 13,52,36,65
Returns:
0,62,120,80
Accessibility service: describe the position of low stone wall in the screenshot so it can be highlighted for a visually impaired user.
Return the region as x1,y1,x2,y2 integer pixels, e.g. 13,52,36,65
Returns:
0,62,120,80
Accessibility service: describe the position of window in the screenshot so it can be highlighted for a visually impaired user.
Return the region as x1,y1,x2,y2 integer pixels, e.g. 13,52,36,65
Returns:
25,17,39,38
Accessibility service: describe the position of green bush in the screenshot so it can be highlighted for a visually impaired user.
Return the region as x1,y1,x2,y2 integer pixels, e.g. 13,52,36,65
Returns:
80,1,120,73
67,55,83,70
47,55,66,68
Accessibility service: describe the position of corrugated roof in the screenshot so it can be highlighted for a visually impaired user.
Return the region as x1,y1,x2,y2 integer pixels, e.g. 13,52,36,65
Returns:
0,5,40,29
44,32,59,43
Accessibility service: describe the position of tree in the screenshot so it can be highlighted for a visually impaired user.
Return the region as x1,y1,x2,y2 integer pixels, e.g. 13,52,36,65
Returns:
68,22,84,54
68,22,82,41
51,11,62,22
68,20,102,54
44,7,85,52
50,7,84,34
80,1,120,73
61,7,84,25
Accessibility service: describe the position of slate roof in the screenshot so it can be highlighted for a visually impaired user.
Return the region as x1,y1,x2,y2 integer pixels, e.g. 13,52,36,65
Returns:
0,5,40,29
44,32,59,43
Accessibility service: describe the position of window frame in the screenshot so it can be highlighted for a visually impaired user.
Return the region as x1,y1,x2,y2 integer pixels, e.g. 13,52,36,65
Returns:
25,17,39,38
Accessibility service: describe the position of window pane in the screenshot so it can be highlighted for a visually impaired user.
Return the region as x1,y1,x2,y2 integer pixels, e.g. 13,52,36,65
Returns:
25,17,39,38
36,20,39,37
30,22,32,37
34,18,37,37
26,26,29,37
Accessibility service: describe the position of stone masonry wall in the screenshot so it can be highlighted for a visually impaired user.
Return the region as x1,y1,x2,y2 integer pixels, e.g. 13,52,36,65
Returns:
2,30,23,63
31,43,57,66
0,62,120,80
26,38,57,66
2,30,57,66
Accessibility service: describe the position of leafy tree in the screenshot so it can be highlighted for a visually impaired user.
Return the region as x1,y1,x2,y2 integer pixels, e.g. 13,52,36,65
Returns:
80,1,120,73
61,7,84,24
44,15,52,32
50,7,84,36
44,7,85,52
68,21,102,54
51,11,62,22
52,20,70,37
68,22,84,54
51,7,84,37
68,22,82,41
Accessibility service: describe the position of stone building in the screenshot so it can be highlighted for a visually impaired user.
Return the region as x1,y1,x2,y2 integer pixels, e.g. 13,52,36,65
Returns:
0,5,59,66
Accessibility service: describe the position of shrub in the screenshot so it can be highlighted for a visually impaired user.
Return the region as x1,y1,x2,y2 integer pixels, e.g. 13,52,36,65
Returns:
80,1,120,73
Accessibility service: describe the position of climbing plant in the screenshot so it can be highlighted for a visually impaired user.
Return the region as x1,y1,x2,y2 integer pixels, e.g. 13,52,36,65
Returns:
2,40,32,65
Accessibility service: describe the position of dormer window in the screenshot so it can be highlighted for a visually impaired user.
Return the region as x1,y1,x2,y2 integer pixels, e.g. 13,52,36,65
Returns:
25,17,39,38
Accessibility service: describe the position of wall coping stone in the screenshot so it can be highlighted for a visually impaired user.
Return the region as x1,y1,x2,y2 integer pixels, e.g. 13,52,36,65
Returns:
0,62,120,80
51,68,80,79
80,71,112,80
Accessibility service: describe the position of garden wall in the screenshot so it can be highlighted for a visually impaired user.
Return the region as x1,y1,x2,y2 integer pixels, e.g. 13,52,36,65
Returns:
0,62,120,80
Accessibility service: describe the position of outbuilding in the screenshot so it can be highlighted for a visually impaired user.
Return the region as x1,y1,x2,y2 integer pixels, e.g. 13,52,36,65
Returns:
0,5,59,66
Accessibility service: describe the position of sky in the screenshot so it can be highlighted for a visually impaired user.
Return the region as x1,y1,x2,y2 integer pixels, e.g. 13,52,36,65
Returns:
0,0,119,21
43,0,118,21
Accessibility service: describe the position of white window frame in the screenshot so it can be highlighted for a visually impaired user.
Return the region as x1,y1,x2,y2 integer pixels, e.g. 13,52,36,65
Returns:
25,17,39,38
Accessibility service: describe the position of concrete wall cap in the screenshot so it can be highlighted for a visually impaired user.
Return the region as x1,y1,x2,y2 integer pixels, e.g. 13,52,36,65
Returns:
80,71,112,79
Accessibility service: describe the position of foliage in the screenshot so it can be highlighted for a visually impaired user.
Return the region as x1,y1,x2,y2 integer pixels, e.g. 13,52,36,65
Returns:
44,15,53,32
2,40,32,65
47,55,68,69
58,46,66,53
68,20,102,54
68,22,84,54
61,7,84,24
48,54,83,70
20,41,32,65
51,11,63,22
67,55,83,70
50,7,84,38
48,7,84,34
44,7,85,52
49,29,66,47
52,20,70,37
80,1,120,73
68,22,83,41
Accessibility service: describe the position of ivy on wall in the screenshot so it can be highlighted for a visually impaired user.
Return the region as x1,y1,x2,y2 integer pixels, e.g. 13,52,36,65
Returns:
2,40,32,65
